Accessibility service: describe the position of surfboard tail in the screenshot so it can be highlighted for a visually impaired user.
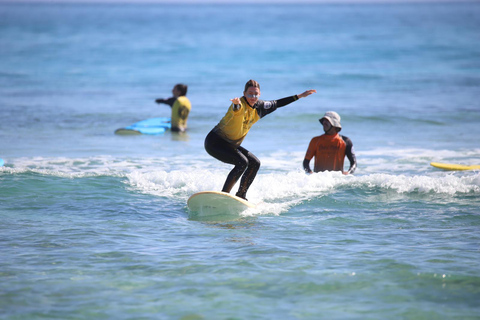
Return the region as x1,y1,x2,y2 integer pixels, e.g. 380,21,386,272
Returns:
187,191,255,220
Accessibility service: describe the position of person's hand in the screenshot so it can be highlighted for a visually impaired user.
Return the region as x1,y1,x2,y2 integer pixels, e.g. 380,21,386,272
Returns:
155,99,162,104
230,97,241,105
298,89,317,98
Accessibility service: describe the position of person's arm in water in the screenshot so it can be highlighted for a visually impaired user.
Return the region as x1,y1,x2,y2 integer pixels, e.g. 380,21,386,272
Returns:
342,136,357,175
303,158,313,174
303,137,316,174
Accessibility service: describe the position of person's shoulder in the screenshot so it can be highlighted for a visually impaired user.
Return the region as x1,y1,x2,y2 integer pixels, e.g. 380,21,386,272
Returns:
310,135,324,142
254,99,265,107
340,135,353,144
255,99,276,110
177,95,190,103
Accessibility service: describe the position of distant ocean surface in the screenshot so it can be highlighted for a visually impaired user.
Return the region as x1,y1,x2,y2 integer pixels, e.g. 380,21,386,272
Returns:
1,2,480,319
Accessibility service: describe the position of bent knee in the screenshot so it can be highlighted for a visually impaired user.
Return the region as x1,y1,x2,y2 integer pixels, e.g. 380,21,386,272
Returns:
250,157,261,170
232,156,248,171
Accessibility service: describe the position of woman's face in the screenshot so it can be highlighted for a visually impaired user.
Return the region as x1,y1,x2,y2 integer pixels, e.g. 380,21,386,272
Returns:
244,86,260,106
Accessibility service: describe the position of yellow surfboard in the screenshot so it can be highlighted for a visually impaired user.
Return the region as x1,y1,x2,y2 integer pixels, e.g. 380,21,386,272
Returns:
430,162,480,171
187,191,255,219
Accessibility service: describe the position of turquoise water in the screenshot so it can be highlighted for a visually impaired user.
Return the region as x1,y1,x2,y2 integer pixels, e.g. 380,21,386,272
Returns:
1,2,480,319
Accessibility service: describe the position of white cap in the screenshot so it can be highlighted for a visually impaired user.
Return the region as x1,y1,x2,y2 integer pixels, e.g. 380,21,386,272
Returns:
319,111,341,131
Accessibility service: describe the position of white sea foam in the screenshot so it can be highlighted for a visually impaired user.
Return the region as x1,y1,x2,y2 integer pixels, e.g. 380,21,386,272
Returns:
0,156,132,178
125,167,480,217
2,154,479,218
358,148,480,174
259,147,480,175
0,155,204,178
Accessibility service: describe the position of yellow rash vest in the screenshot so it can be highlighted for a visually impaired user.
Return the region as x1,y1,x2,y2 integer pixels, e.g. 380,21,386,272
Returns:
213,95,298,147
171,96,191,132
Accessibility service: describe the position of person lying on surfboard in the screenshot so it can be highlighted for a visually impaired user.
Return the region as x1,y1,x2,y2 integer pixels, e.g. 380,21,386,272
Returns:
155,83,191,132
303,111,357,175
205,79,316,200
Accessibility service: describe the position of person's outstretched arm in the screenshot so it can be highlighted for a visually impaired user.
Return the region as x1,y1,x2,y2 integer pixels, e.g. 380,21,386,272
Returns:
276,89,317,108
155,97,176,107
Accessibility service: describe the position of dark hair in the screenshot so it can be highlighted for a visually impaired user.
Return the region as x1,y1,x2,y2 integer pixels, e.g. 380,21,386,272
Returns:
244,79,260,92
175,84,188,96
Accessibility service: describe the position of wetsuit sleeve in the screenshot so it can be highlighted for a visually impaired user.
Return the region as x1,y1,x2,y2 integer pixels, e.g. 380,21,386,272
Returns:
303,159,313,174
256,95,299,118
276,95,299,108
303,138,316,174
341,135,357,174
155,97,176,107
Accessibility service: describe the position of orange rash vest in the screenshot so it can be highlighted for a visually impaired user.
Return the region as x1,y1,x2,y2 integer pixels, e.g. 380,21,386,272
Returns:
304,133,347,172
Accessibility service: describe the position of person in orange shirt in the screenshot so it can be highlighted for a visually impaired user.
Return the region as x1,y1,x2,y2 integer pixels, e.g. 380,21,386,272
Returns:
303,111,357,175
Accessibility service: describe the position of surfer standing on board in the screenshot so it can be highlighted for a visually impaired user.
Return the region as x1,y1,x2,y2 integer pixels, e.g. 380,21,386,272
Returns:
155,83,191,132
303,111,357,175
205,79,316,200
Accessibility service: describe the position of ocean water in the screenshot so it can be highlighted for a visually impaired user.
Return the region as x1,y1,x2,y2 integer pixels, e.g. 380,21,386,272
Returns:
1,2,480,319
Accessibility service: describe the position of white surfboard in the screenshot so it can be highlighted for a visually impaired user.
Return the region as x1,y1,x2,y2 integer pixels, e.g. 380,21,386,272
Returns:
187,191,255,219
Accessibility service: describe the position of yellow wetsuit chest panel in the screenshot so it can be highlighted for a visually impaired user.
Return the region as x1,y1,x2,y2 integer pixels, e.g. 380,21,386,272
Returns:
214,98,260,146
171,96,191,130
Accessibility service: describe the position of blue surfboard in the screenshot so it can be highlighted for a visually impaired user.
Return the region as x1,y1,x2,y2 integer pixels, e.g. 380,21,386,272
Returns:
0,158,4,167
115,117,171,135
